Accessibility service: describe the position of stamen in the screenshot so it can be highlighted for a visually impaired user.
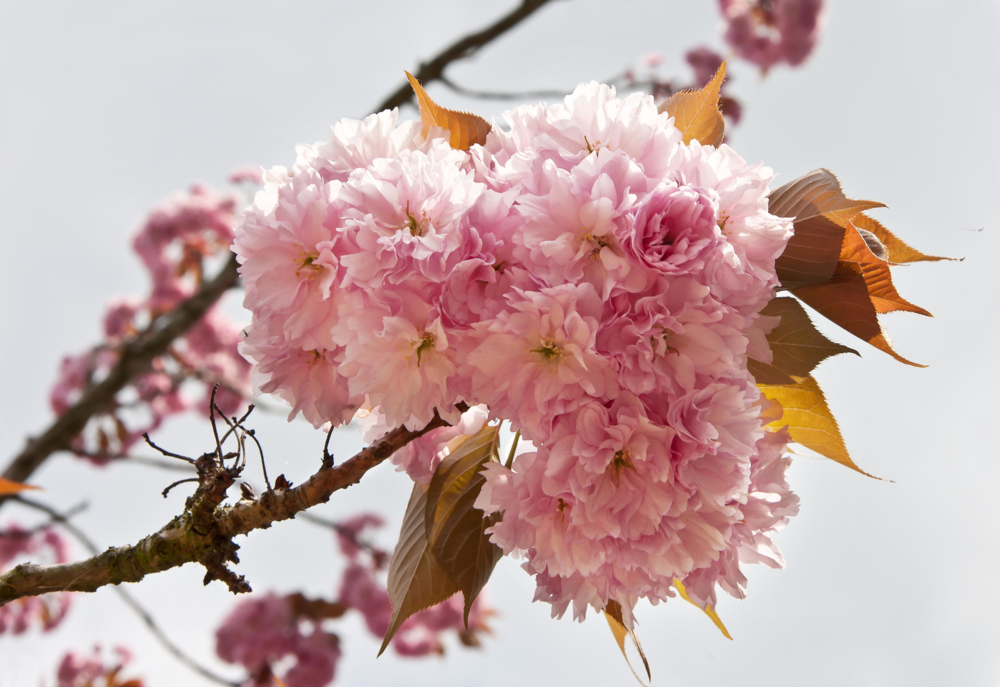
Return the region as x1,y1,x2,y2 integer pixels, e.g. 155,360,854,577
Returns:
530,338,563,362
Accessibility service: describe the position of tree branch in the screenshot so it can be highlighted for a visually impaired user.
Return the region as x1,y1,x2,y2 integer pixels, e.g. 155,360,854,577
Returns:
12,495,240,687
373,0,558,113
0,414,447,604
0,255,240,494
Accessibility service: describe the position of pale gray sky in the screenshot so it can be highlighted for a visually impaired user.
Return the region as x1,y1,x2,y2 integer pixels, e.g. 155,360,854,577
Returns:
1,1,998,686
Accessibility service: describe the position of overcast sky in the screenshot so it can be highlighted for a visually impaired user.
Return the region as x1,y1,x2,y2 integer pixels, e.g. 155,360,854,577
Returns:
1,1,999,686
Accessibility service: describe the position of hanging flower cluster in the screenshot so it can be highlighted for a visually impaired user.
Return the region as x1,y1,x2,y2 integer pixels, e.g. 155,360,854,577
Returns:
235,67,798,627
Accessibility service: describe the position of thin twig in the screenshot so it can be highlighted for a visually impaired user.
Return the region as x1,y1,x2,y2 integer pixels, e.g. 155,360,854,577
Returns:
438,74,568,101
0,501,89,538
373,0,559,113
245,430,270,492
162,478,199,499
208,386,225,466
143,433,196,464
322,424,336,468
217,405,255,448
10,496,240,687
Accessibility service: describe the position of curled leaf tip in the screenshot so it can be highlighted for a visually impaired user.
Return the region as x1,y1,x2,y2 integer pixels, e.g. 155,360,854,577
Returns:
405,70,491,151
672,578,732,640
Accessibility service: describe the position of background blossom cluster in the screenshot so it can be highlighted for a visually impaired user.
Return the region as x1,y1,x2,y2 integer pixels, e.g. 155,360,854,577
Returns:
51,183,253,464
215,514,490,687
235,83,799,623
0,523,71,634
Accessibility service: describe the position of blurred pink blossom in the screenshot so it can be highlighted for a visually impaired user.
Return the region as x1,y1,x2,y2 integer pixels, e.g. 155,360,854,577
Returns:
718,0,824,70
0,523,72,635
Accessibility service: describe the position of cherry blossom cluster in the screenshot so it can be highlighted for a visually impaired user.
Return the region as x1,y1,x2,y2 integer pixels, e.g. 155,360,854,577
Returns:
235,83,798,624
215,514,490,687
0,523,71,634
51,184,252,464
718,0,825,70
55,645,143,687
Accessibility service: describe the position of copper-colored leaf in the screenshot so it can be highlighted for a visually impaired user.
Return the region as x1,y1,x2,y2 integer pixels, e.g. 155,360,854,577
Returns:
405,71,491,151
604,599,651,685
379,482,459,656
770,169,886,289
658,61,726,146
0,477,41,495
841,222,932,317
792,265,925,367
748,297,858,385
851,212,956,264
672,577,733,640
426,424,503,626
758,374,879,478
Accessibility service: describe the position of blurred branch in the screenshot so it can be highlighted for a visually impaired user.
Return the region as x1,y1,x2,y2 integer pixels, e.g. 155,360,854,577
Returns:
374,0,558,113
0,411,449,603
11,495,240,687
0,255,240,498
437,74,567,101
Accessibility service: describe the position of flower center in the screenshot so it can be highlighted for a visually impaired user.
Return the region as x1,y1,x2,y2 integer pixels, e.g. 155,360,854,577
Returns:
531,338,563,363
580,228,611,259
414,333,435,366
402,201,428,237
607,448,635,486
295,250,324,278
583,135,606,155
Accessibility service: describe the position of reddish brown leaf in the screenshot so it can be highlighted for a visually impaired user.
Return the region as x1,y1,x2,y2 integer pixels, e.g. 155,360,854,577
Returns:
379,483,459,656
770,169,886,289
604,599,651,685
426,425,503,626
851,212,956,264
405,71,491,151
792,266,925,367
841,222,932,317
748,297,857,384
658,62,726,146
758,374,880,478
0,477,40,495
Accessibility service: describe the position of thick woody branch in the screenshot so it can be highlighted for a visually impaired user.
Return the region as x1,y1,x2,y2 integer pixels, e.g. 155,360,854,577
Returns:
0,415,447,604
1,255,240,492
374,0,558,113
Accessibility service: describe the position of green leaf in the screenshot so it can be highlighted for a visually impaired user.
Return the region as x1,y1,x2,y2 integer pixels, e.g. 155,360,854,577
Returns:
379,482,459,656
426,424,503,626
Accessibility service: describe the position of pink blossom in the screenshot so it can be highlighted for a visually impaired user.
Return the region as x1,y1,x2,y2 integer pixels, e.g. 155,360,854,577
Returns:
240,322,362,429
685,47,726,87
215,592,341,687
718,0,825,70
335,295,461,430
56,646,141,687
298,109,424,184
228,165,265,185
460,283,617,441
133,183,237,313
0,524,73,635
235,167,345,352
621,181,722,277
